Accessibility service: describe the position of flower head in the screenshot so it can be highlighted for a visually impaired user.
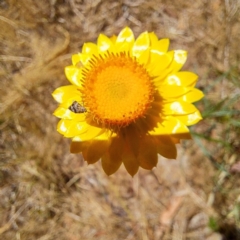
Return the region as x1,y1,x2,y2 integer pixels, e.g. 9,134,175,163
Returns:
52,27,204,176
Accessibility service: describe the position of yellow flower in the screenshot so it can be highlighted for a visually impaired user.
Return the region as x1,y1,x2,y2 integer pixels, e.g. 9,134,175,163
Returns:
52,27,204,176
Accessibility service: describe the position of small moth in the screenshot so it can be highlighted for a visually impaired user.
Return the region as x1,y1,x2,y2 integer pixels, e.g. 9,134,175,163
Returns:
69,101,87,113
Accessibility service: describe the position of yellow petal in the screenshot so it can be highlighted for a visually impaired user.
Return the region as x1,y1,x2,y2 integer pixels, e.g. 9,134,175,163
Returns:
97,34,113,52
150,117,189,135
72,53,81,65
57,119,71,135
82,42,98,55
79,53,92,65
176,110,202,126
122,143,139,177
52,85,81,104
180,88,204,103
70,141,90,153
158,85,191,99
57,104,87,121
137,48,150,65
169,137,179,143
169,50,188,73
156,136,177,159
138,137,158,170
72,125,105,141
151,38,169,54
153,50,187,80
116,41,133,53
95,131,115,140
64,121,89,138
163,101,198,115
110,35,117,43
148,51,174,76
165,72,198,87
132,31,150,58
85,140,110,164
116,26,135,43
149,32,158,46
157,38,170,53
65,66,83,87
140,113,160,131
101,137,123,175
170,133,192,143
73,113,88,122
123,125,140,157
53,107,85,121
54,107,73,119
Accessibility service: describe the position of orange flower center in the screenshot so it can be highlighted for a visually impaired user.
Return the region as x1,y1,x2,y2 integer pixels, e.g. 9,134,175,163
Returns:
82,52,154,129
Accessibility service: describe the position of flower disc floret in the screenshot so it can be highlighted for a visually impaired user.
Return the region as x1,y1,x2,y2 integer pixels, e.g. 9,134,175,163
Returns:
82,53,154,128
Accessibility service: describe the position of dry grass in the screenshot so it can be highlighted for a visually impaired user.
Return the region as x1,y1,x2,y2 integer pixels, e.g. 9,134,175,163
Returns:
1,0,240,239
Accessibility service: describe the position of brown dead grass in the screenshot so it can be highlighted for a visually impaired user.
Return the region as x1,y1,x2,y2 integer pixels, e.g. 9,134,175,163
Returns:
1,0,240,239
